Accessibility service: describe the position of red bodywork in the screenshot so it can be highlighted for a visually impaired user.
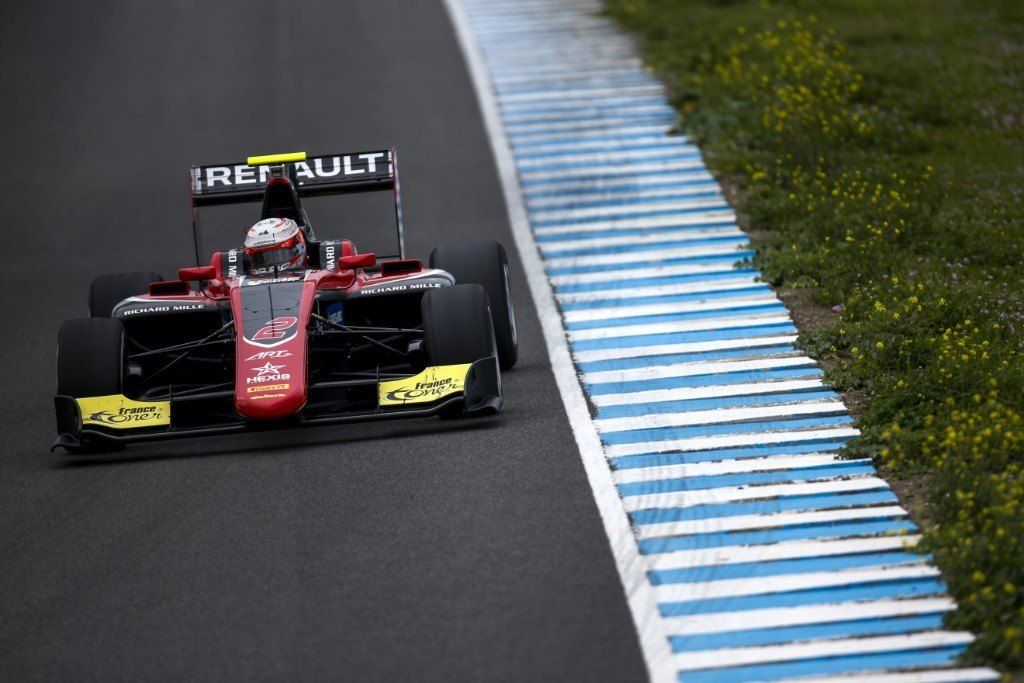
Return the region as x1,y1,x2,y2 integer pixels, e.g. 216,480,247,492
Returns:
230,273,317,420
133,249,437,422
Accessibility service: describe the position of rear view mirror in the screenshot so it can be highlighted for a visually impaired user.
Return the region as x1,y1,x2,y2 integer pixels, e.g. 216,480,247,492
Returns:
149,280,191,296
179,266,216,282
337,253,376,270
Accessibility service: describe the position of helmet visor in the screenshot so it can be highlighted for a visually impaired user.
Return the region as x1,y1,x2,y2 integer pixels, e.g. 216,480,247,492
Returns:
249,245,301,270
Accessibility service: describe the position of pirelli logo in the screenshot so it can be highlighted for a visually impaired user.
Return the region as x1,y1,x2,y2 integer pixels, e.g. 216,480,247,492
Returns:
246,383,290,394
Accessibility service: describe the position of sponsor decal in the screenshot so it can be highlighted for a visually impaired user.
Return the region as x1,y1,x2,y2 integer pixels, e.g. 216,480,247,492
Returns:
253,361,284,376
245,350,292,361
250,393,287,401
323,243,337,270
325,302,344,325
225,249,239,278
247,383,290,394
77,395,171,430
359,281,443,296
199,152,388,190
120,303,205,317
241,275,302,287
246,361,292,385
378,364,471,407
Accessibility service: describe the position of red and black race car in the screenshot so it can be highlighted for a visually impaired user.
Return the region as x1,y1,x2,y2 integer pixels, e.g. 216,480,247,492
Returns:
53,149,517,453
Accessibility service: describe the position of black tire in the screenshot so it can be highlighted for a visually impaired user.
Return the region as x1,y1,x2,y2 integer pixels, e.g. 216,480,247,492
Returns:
421,284,496,366
89,272,163,318
429,241,518,370
57,318,125,397
57,318,126,454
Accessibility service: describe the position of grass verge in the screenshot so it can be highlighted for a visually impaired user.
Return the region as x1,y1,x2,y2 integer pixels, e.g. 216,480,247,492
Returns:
604,0,1024,671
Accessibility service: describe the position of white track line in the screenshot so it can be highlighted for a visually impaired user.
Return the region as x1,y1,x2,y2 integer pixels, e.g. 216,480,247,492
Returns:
516,135,691,156
563,295,780,323
574,336,798,364
623,476,882,513
654,565,939,604
544,229,742,254
607,427,861,460
569,315,794,343
524,167,708,193
596,401,847,435
590,378,824,407
784,668,999,683
664,597,956,637
556,279,764,303
442,1,676,680
535,211,736,237
547,242,746,269
495,65,647,87
672,631,973,672
646,536,922,572
504,107,674,129
533,197,725,223
613,453,852,484
637,505,907,541
512,124,674,145
520,159,706,183
553,265,754,286
583,356,817,385
536,214,739,240
489,48,638,66
522,169,712,194
516,146,697,170
527,183,721,209
541,229,742,255
494,60,648,79
529,190,722,213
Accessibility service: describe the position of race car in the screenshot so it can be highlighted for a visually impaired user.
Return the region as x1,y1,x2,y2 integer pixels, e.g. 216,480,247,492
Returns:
53,149,517,453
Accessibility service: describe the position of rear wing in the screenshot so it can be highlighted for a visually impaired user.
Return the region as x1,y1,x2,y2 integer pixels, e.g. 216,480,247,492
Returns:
188,149,405,263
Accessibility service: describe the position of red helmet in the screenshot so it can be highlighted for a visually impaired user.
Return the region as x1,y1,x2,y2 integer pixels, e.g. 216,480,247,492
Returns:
244,218,307,273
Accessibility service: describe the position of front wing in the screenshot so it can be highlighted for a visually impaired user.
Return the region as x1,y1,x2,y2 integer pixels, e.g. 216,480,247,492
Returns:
52,357,500,452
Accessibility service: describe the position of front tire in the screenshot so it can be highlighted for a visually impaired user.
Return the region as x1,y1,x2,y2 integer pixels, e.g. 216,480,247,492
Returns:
421,285,497,419
421,284,496,366
57,318,125,396
89,272,163,317
429,241,517,370
57,318,126,454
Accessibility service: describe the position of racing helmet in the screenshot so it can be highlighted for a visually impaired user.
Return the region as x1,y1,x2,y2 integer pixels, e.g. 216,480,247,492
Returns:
244,218,307,272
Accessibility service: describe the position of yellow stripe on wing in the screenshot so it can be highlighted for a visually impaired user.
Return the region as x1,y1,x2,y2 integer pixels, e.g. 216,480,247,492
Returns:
246,151,307,166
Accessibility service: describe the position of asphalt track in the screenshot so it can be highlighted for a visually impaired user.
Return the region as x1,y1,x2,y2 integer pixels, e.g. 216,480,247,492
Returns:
0,2,645,679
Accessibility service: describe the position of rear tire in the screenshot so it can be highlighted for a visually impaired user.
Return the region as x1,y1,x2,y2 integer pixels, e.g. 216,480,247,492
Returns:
429,241,517,370
89,272,163,317
57,318,126,454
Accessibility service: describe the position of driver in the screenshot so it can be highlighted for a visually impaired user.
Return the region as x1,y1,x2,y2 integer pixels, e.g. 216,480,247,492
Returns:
244,217,308,273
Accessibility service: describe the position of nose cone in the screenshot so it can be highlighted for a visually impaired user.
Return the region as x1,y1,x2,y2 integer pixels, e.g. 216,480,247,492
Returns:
230,277,312,420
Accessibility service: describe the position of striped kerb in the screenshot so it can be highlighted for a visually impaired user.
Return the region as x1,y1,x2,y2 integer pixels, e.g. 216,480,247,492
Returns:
452,0,1000,681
